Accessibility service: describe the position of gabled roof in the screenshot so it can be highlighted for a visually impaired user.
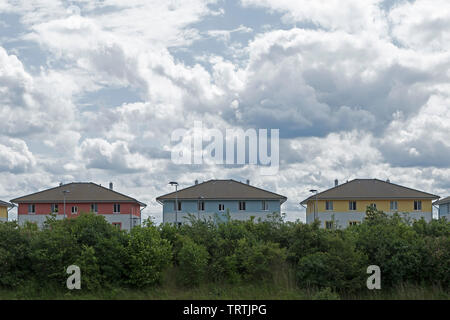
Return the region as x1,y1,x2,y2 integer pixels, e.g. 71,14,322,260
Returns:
10,182,146,206
300,179,439,205
156,179,287,203
434,196,450,206
0,200,12,207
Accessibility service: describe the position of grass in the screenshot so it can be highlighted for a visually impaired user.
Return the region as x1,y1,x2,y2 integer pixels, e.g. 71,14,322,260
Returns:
0,267,448,300
0,283,448,300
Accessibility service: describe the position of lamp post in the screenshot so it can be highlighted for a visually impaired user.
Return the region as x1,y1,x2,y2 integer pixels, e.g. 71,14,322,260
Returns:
62,190,70,219
309,189,318,221
169,182,179,225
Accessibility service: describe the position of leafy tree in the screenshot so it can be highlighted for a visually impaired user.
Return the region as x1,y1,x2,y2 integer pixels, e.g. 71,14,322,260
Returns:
124,225,172,288
176,237,209,286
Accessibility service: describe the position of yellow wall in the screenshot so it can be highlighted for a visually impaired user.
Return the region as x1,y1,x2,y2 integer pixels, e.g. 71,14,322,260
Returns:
0,206,7,219
306,199,433,215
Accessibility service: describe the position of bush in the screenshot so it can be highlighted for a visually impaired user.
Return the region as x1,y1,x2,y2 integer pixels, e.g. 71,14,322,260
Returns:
1,208,449,295
354,213,424,287
125,225,172,288
0,222,33,288
74,245,101,291
176,237,209,287
235,238,287,282
296,233,368,292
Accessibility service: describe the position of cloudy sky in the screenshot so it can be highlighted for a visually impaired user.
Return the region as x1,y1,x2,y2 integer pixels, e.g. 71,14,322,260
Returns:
1,0,449,223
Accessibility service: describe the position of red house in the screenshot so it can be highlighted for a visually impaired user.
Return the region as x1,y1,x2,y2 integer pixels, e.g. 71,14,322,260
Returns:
11,182,146,230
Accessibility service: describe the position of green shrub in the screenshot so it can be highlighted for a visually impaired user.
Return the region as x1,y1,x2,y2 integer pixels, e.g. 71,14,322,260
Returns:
74,245,101,291
176,237,209,287
296,234,367,292
125,226,172,288
0,222,33,288
235,238,287,282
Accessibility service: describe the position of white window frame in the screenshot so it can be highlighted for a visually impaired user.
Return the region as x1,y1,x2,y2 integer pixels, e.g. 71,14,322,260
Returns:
91,203,98,213
51,203,58,213
414,200,422,211
349,201,357,211
218,204,225,212
113,203,121,214
370,203,377,209
28,204,35,214
262,200,268,211
325,201,334,211
390,201,398,211
198,200,205,211
71,206,78,214
239,201,246,211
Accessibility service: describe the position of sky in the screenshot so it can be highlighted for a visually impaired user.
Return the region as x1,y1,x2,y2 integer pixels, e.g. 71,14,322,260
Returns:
1,0,450,223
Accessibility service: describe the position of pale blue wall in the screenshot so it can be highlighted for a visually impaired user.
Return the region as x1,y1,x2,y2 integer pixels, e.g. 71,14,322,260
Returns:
439,203,450,220
162,199,281,223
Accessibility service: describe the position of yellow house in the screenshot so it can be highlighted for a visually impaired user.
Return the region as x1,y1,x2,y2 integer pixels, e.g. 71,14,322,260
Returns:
300,179,440,229
0,200,12,222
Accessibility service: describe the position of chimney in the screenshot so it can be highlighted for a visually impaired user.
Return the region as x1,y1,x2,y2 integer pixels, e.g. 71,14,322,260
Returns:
334,179,338,187
195,179,198,185
59,182,63,186
109,182,113,190
246,179,250,185
386,178,390,183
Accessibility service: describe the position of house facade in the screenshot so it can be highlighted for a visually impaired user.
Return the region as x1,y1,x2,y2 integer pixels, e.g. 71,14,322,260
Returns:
301,179,439,229
434,197,450,220
0,200,12,222
10,182,146,231
156,179,287,225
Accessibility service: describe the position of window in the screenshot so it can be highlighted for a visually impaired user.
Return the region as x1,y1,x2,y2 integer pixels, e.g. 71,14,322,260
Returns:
51,204,58,213
28,204,35,214
174,201,181,211
326,201,334,211
349,221,360,226
370,203,377,209
239,201,246,211
113,203,120,213
349,201,357,211
390,201,398,211
219,204,225,211
262,200,268,211
91,203,98,213
112,222,121,230
71,206,78,214
198,201,205,211
325,221,333,229
414,200,422,211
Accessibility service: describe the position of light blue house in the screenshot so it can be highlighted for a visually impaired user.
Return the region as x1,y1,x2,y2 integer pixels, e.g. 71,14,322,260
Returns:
434,197,450,220
156,179,287,225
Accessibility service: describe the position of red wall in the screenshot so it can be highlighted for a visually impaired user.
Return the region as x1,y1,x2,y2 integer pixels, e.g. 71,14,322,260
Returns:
18,202,141,217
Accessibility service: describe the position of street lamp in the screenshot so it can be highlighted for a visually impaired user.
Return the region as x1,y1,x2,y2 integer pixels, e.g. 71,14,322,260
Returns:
62,190,70,219
309,189,318,221
169,182,179,225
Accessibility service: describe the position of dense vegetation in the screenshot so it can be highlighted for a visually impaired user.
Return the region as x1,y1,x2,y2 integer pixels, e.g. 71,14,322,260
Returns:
0,208,449,299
